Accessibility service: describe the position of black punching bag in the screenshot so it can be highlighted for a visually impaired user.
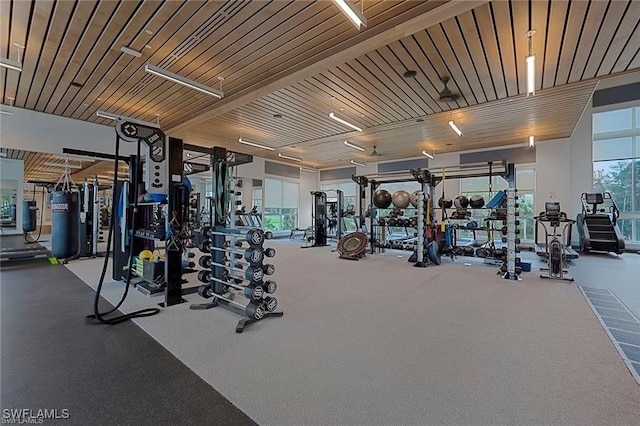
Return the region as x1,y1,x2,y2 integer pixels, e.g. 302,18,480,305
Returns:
51,191,80,258
22,200,37,232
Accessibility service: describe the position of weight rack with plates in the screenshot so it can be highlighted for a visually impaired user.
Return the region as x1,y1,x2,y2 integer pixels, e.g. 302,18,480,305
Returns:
190,226,283,333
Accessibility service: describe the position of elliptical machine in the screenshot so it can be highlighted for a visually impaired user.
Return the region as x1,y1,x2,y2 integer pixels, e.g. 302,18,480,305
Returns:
535,202,575,281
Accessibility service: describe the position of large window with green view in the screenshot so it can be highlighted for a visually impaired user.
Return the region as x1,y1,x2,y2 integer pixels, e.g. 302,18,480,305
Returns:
320,181,358,212
593,105,640,241
458,168,535,242
264,178,298,232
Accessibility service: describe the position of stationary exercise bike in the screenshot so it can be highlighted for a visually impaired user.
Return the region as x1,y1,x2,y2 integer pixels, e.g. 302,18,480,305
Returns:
535,202,575,281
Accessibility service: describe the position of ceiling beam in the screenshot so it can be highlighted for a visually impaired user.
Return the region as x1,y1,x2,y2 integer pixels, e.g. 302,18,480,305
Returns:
168,0,487,135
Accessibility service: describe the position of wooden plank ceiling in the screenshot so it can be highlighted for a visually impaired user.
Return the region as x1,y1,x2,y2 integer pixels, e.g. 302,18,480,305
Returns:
1,0,639,178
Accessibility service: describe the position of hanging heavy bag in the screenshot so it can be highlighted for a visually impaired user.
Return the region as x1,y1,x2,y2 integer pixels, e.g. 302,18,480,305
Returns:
51,191,80,258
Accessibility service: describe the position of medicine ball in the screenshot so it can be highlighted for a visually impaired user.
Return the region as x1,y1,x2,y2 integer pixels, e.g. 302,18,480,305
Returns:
410,190,421,208
454,195,469,209
373,189,392,209
378,218,386,226
438,197,453,209
392,190,411,209
469,194,485,208
387,217,398,227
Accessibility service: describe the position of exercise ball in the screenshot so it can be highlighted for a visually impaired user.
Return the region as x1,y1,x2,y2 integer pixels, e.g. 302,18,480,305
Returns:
373,189,392,209
438,197,453,209
392,190,411,209
454,195,469,209
469,194,485,208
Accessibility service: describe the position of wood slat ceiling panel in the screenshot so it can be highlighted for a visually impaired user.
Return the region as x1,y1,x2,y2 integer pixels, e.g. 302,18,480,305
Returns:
29,0,84,111
3,0,640,171
580,0,628,80
596,1,639,77
183,79,597,169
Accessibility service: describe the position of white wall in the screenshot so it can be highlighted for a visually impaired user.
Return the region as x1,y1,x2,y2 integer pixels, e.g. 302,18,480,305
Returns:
0,105,138,156
0,158,24,234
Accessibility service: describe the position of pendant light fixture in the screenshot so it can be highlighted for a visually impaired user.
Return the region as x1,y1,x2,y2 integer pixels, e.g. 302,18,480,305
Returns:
525,29,536,97
343,140,365,151
278,153,302,162
331,0,367,30
145,64,224,98
329,97,363,132
421,151,434,160
448,120,463,137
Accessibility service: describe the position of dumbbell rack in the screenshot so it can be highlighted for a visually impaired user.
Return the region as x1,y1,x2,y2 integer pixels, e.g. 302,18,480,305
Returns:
501,188,521,280
190,227,283,333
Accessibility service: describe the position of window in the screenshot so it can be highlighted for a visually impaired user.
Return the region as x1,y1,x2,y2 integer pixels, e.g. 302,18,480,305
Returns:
264,178,298,231
593,105,640,242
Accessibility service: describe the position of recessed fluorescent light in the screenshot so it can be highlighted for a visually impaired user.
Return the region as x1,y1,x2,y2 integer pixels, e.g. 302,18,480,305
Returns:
300,167,317,173
350,160,366,167
329,112,363,132
238,137,275,151
421,151,434,159
44,162,82,169
0,57,22,72
120,46,142,58
331,0,367,29
528,135,535,148
145,64,223,98
278,153,302,162
0,111,13,116
343,140,365,151
448,120,463,136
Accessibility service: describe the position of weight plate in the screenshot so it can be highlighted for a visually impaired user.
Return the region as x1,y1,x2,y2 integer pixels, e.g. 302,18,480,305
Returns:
197,270,210,283
263,280,277,294
263,264,275,275
264,247,276,258
264,296,278,312
198,255,211,268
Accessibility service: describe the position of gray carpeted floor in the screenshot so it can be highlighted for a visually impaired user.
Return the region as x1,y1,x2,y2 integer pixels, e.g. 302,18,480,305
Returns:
0,258,255,425
63,240,640,425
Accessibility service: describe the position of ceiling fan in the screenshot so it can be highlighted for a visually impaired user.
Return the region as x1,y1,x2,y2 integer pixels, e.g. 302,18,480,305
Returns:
370,145,382,156
438,76,458,102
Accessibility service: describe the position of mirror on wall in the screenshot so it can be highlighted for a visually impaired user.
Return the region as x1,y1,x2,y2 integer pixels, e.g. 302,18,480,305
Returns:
0,180,18,229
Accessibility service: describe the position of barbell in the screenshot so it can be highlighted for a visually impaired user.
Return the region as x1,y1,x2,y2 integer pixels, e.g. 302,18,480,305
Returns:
197,270,264,301
201,227,272,245
199,255,275,277
208,245,265,264
197,285,266,320
207,259,264,282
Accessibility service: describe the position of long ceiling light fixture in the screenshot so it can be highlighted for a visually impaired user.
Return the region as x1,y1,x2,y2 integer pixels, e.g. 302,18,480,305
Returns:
145,64,224,98
0,43,24,72
278,153,302,162
421,150,434,160
329,112,363,132
96,110,159,128
448,120,463,137
331,0,367,29
44,162,82,169
238,137,275,151
343,140,365,151
525,29,536,96
350,160,366,167
0,57,22,72
529,135,535,148
300,167,317,173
